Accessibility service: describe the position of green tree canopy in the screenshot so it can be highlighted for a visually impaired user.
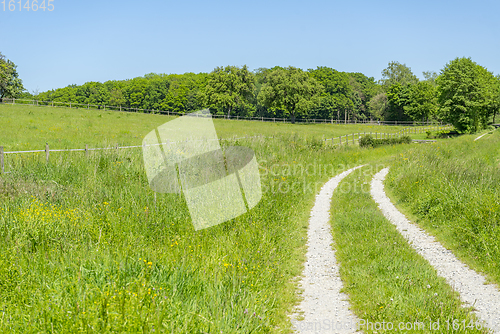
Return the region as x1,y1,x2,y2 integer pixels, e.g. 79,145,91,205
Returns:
257,66,323,123
308,67,353,120
385,83,412,122
403,81,438,122
0,52,24,99
380,61,418,89
422,71,438,85
368,92,387,120
203,65,255,117
436,57,495,133
347,72,380,120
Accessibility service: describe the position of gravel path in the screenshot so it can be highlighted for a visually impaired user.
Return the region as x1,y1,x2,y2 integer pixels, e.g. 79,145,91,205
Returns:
371,168,500,333
474,133,488,141
291,166,363,334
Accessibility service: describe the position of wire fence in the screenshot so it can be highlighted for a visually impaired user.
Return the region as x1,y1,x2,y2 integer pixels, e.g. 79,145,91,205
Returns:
0,125,452,174
0,98,445,126
324,125,452,146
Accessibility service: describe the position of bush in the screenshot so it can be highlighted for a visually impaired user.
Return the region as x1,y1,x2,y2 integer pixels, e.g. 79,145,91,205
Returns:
359,135,375,148
360,135,412,148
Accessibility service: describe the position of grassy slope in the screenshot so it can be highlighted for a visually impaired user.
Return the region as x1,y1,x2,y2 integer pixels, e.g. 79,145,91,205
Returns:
0,103,410,151
385,130,500,288
3,103,489,332
0,103,422,332
331,165,486,333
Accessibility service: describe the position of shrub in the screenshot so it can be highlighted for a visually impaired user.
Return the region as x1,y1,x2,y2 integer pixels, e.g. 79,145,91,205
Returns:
359,135,375,148
360,135,412,148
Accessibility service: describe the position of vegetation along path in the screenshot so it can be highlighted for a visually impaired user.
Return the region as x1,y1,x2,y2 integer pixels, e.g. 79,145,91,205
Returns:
371,168,500,333
292,166,363,334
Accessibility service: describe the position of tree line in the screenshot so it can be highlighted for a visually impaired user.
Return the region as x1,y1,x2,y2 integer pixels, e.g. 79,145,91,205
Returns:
2,51,499,133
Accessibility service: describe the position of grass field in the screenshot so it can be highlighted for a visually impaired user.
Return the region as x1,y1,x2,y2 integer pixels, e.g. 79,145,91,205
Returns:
0,104,416,152
0,103,497,332
385,130,500,288
331,165,485,333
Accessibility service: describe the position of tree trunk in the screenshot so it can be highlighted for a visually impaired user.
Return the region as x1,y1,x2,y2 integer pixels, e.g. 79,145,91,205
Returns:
227,106,232,118
291,113,296,124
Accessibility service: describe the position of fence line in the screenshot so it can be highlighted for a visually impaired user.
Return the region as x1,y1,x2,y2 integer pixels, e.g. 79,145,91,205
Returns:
324,124,452,147
0,98,445,126
0,125,452,174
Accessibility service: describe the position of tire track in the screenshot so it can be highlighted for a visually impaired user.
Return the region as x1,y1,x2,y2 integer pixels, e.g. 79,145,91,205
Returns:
371,167,500,333
291,166,363,334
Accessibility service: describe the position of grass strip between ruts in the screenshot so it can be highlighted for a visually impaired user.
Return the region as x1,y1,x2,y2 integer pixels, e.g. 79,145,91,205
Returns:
330,165,487,333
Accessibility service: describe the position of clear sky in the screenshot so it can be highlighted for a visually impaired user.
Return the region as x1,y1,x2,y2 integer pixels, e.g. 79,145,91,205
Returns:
1,0,499,93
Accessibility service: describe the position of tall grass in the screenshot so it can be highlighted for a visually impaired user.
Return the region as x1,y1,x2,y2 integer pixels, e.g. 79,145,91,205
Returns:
386,130,500,286
0,103,412,152
330,165,485,333
0,133,409,332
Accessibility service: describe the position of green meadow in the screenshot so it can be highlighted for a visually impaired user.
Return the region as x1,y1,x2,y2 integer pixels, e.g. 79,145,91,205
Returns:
0,104,498,333
1,104,413,152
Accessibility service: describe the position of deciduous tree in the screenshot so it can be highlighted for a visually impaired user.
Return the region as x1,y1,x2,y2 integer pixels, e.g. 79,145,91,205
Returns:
0,52,24,99
203,65,255,117
436,57,494,133
258,67,322,123
403,81,438,122
380,61,418,89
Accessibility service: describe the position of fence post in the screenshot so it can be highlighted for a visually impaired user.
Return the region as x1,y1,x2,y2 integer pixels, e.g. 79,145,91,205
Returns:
45,143,49,163
339,136,342,145
85,144,88,158
0,146,4,173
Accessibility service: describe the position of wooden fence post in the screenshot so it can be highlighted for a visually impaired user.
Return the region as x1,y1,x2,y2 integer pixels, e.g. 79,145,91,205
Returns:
0,146,4,174
85,144,88,158
339,136,342,145
45,143,49,163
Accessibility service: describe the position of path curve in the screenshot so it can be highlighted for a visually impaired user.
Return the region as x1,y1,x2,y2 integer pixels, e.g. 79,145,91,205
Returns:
371,168,500,333
291,166,363,334
474,133,488,141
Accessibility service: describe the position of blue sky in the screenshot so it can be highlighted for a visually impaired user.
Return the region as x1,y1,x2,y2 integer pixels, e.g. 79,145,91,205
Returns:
1,0,500,93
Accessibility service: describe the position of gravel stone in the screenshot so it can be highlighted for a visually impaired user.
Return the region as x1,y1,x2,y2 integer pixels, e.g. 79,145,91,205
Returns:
291,166,363,334
371,167,500,333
